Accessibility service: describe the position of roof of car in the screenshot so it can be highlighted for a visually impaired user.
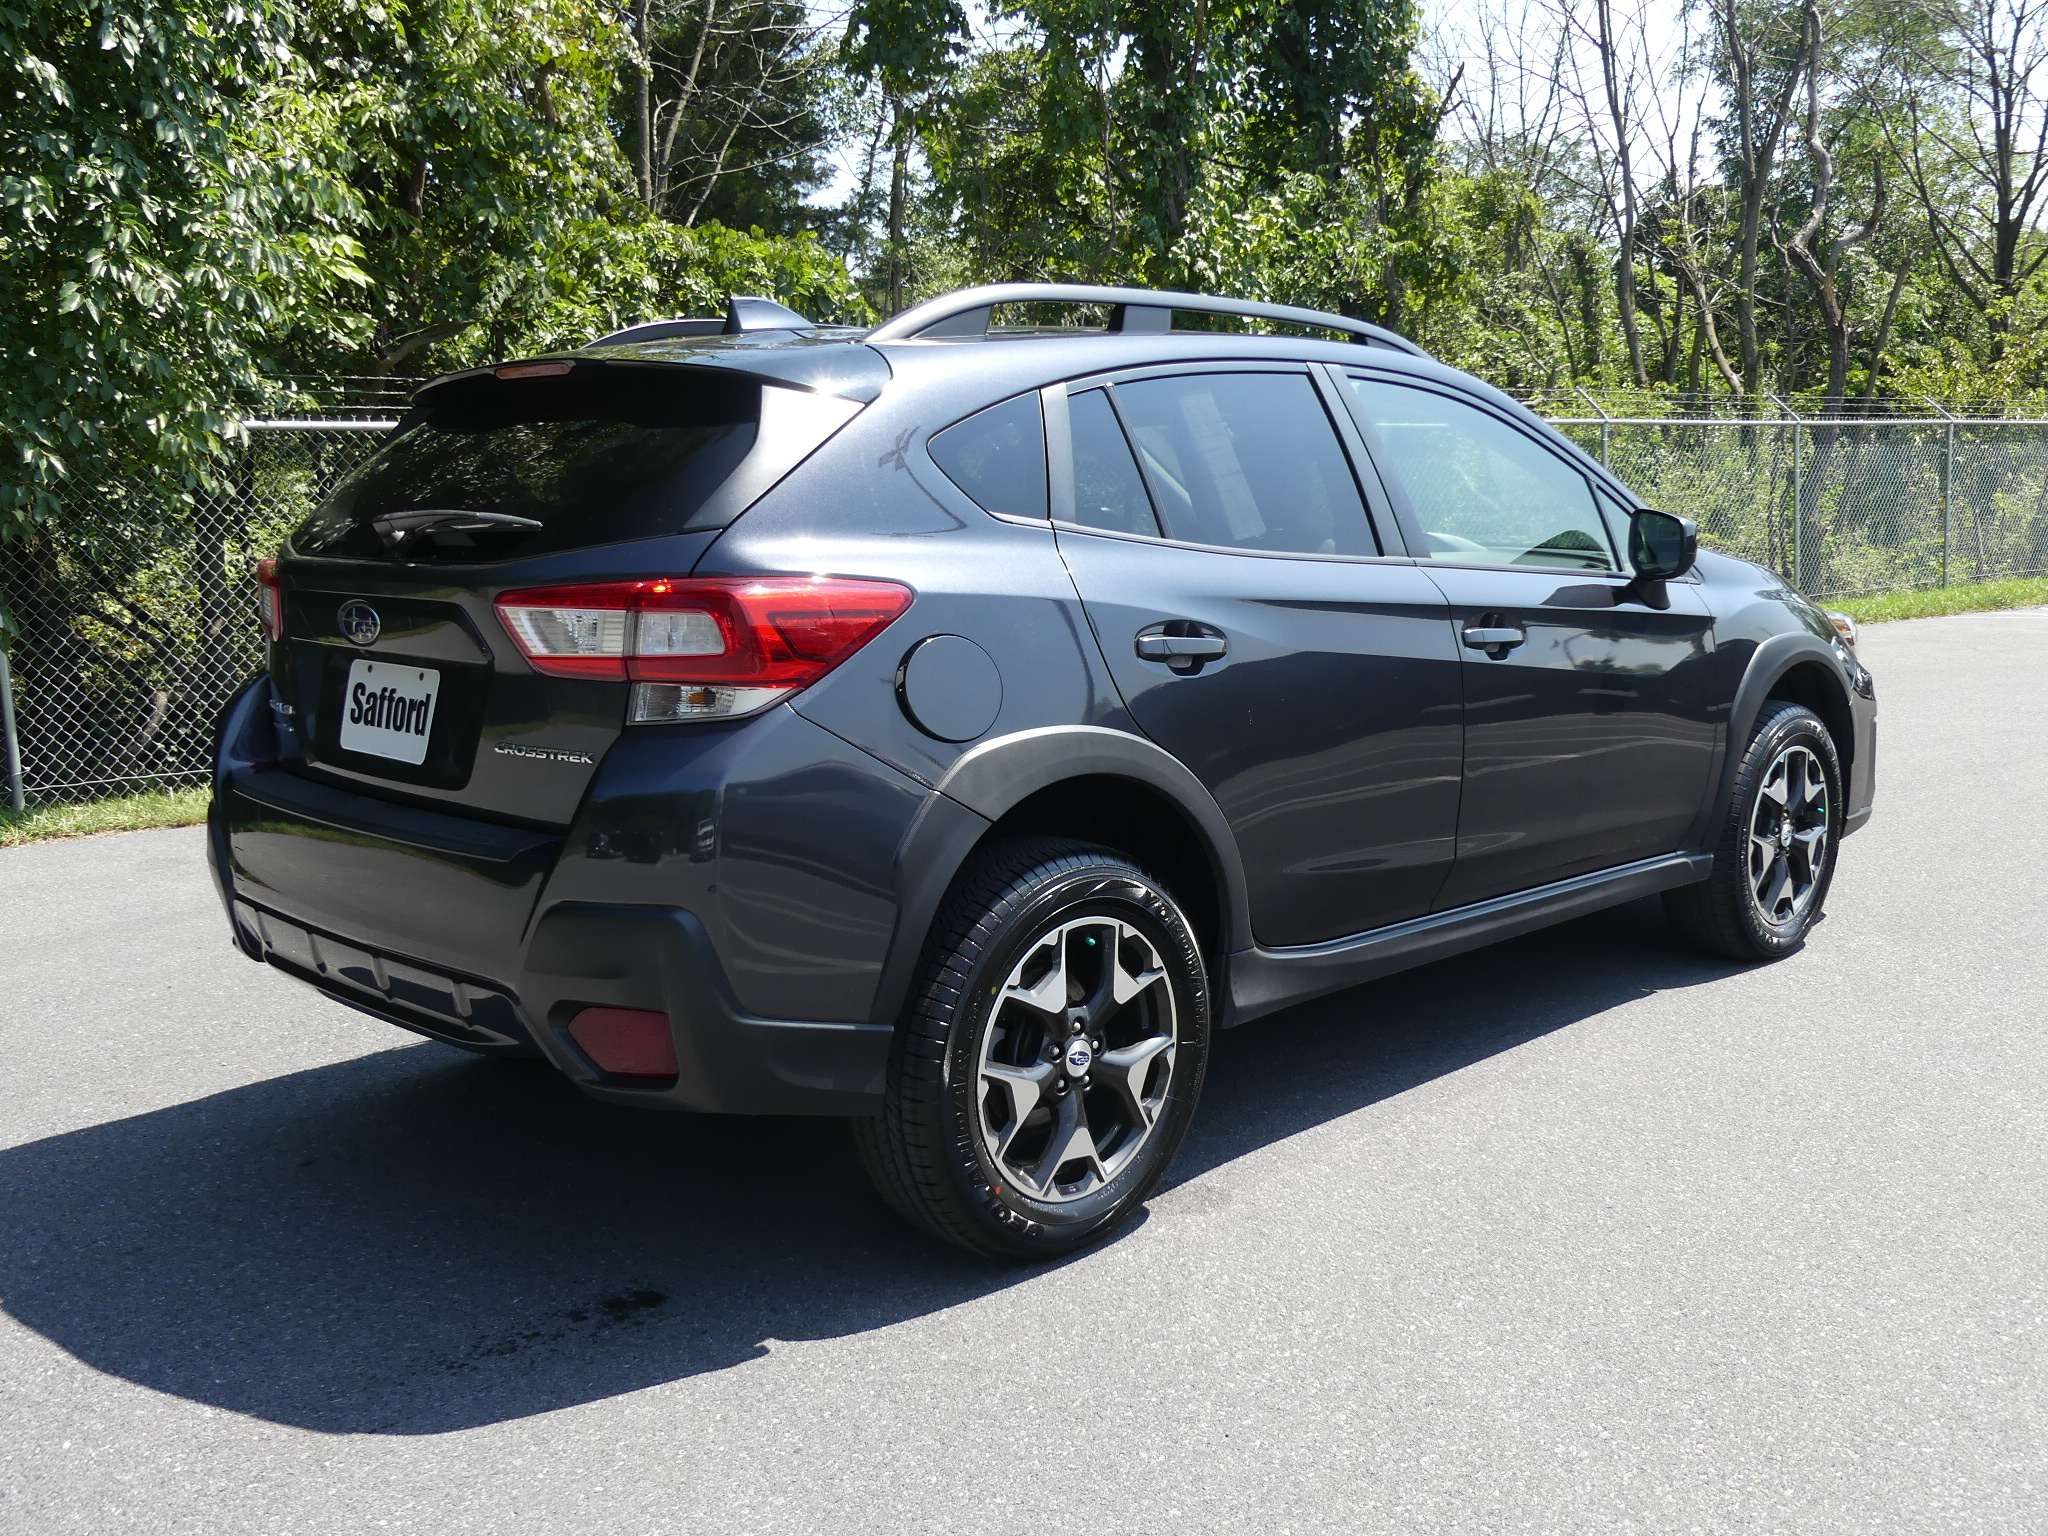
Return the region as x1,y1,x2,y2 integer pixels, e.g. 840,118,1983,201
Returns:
405,302,1627,499
420,284,1445,406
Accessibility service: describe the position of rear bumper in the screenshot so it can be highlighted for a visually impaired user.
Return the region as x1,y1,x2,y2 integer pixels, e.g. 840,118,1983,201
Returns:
221,886,891,1112
209,677,897,1115
224,894,537,1055
519,903,890,1114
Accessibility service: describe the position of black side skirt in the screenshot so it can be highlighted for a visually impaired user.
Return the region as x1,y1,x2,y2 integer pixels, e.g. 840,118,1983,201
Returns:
1224,851,1714,1027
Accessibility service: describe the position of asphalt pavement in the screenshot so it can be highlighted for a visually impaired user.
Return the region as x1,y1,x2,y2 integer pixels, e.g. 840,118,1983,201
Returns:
3,608,2045,1534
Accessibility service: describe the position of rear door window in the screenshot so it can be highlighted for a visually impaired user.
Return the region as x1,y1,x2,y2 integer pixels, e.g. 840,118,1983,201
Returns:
1346,377,1618,571
296,370,771,561
928,393,1048,517
1067,388,1162,536
1111,372,1378,556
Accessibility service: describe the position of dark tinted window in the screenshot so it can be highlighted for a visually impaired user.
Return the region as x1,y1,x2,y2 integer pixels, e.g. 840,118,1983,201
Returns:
1347,377,1617,571
295,371,760,561
1113,372,1377,556
1067,388,1161,536
928,393,1048,517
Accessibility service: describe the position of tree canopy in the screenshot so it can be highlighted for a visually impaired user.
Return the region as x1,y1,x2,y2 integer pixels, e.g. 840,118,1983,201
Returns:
10,0,2048,554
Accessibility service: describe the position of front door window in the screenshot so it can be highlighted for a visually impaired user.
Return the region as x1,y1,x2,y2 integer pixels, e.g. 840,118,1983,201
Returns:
1346,378,1617,571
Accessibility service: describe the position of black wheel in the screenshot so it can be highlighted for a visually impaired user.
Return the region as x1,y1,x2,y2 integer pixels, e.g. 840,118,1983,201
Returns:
854,837,1211,1260
1665,701,1841,961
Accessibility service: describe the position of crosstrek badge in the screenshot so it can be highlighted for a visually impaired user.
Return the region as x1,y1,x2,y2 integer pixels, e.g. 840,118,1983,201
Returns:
338,659,440,765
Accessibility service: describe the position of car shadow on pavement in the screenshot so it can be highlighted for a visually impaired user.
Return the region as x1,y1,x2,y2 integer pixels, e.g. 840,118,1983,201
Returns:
0,898,1739,1435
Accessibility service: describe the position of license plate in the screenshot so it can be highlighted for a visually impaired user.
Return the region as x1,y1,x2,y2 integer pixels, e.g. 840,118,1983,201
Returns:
338,659,440,765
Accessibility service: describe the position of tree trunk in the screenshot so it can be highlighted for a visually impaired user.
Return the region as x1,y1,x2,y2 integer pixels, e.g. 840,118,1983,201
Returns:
1126,2,1206,272
1861,262,1910,400
1783,2,1883,410
1712,0,1804,393
887,115,908,316
633,0,653,206
1594,0,1649,388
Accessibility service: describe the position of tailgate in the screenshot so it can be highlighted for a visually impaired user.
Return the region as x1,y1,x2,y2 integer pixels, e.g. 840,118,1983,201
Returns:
272,568,648,825
263,361,861,824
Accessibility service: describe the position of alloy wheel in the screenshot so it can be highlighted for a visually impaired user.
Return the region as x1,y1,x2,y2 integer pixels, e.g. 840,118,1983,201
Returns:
975,915,1179,1203
1747,742,1830,928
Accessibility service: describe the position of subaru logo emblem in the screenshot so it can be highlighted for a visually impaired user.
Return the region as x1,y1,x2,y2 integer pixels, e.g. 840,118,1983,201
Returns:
1064,1039,1093,1076
338,601,381,647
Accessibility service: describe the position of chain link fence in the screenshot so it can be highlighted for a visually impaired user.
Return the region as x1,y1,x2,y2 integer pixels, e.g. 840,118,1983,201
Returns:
1526,391,2048,598
5,394,2048,809
0,423,393,807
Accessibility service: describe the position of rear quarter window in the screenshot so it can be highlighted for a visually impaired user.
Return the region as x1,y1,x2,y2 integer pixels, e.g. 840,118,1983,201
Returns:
927,393,1049,518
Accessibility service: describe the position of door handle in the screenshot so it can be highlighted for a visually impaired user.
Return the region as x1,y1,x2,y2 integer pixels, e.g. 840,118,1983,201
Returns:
1461,621,1526,654
1136,633,1228,660
1135,624,1228,673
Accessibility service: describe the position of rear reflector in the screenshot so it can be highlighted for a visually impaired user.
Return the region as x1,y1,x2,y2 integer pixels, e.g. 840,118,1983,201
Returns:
568,1007,679,1078
494,575,913,719
256,558,282,641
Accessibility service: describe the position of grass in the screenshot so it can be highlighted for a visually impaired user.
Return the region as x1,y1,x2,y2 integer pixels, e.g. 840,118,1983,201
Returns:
1832,575,2048,624
0,784,210,849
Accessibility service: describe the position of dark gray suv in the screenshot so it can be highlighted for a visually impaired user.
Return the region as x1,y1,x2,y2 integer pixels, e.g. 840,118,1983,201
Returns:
209,282,1877,1258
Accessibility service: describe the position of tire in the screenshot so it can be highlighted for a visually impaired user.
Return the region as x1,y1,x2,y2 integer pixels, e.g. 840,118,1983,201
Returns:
1665,700,1842,961
854,837,1212,1261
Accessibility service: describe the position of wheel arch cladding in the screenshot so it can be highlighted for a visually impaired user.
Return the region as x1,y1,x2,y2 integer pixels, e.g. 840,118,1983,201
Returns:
1761,658,1855,779
1697,634,1856,845
977,776,1228,968
929,727,1252,962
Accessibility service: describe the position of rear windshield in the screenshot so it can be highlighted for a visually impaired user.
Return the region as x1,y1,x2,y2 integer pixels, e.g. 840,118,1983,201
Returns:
294,370,760,561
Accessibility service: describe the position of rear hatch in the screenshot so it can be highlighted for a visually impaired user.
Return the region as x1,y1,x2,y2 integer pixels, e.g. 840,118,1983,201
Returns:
268,357,868,826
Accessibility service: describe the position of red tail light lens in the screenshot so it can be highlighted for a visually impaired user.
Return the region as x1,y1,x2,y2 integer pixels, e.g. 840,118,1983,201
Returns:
494,576,913,720
256,559,283,641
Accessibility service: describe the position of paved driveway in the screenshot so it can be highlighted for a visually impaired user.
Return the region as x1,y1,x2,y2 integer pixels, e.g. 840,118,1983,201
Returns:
3,609,2044,1534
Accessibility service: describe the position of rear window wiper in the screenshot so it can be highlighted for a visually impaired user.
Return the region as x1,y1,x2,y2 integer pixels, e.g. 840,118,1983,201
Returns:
371,509,544,551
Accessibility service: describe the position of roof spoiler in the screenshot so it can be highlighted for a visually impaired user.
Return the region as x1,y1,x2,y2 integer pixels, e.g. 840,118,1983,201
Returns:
865,283,1427,356
589,294,815,347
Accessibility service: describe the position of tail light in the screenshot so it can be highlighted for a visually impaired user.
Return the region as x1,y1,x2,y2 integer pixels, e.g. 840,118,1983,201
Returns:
494,575,913,721
255,559,283,641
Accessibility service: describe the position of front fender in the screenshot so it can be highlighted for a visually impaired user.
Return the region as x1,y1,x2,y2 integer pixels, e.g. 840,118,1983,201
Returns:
1687,630,1870,848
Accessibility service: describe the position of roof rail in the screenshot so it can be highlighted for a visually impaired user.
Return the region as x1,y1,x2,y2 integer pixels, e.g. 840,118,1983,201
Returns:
865,283,1427,356
589,294,815,347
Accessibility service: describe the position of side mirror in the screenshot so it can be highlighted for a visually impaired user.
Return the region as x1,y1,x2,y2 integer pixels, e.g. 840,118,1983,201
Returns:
1629,509,1698,580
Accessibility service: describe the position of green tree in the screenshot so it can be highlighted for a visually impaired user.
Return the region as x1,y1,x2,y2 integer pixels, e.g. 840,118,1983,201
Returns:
0,0,366,533
848,0,1448,322
285,0,663,375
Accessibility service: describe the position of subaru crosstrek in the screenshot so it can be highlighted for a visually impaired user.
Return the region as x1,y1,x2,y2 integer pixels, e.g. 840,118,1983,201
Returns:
209,282,1877,1258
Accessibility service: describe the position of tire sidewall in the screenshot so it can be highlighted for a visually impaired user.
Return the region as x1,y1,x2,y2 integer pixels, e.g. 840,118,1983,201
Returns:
1734,706,1843,955
935,864,1211,1255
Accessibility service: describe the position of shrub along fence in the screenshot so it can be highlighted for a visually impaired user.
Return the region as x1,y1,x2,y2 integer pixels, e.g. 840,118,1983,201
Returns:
0,422,392,808
3,394,2048,808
